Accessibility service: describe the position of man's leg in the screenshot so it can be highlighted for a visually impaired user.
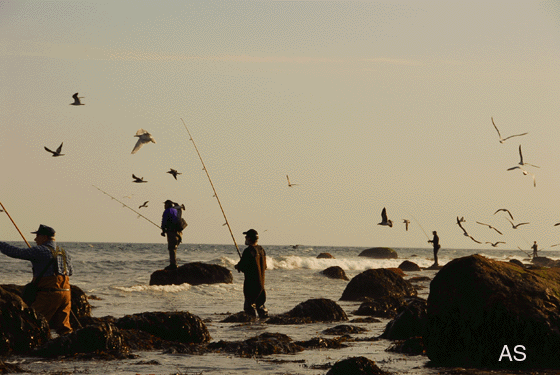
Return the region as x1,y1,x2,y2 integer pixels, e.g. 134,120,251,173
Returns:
166,231,178,269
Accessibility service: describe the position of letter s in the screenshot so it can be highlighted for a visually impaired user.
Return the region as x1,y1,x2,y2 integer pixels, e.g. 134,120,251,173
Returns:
514,345,526,361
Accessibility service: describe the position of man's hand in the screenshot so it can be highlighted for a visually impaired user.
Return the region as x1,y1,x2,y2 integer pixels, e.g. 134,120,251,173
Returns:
161,232,166,237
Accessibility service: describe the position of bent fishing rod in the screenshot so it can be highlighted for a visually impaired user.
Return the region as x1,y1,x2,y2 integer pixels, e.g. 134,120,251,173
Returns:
407,212,431,241
92,185,161,229
180,118,241,258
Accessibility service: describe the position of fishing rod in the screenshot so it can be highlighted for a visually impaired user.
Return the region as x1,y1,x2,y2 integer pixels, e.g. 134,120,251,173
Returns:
407,212,431,241
92,185,161,229
179,118,241,258
0,201,31,247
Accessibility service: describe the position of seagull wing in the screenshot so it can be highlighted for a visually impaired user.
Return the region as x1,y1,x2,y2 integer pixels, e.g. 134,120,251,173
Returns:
135,128,148,136
502,132,528,141
44,147,54,154
518,145,524,164
56,142,63,154
381,207,388,223
491,117,502,140
131,138,145,154
469,236,482,244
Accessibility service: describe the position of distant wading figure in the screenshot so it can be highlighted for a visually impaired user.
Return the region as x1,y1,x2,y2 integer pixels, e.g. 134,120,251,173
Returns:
532,241,538,258
0,224,74,335
428,230,441,266
235,229,268,318
161,200,184,270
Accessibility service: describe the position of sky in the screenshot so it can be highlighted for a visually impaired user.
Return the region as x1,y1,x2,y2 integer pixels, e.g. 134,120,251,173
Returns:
0,0,559,250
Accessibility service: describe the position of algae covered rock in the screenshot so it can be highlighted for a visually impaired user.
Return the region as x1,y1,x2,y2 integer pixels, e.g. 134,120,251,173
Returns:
340,268,417,302
358,247,398,259
149,262,233,286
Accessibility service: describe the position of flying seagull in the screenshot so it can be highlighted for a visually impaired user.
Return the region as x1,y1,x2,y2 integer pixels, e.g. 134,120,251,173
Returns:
491,117,527,144
138,201,149,209
44,142,65,157
378,207,393,227
486,241,506,248
131,129,156,154
70,93,84,106
476,221,503,235
167,168,181,180
506,218,529,229
494,209,514,221
132,174,147,183
507,145,539,171
554,222,560,227
286,175,299,187
456,216,469,237
402,219,410,231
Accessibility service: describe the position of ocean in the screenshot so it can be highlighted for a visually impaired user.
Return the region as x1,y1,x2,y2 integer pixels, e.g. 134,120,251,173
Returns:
0,242,557,375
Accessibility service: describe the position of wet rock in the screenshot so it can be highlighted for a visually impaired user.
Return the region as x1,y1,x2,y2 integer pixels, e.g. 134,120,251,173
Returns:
531,256,559,267
398,260,421,271
339,268,417,302
317,253,334,259
354,296,408,318
509,259,525,268
358,247,398,259
267,298,348,324
386,268,405,277
116,311,211,344
321,266,349,280
0,360,25,373
380,297,427,340
149,262,233,286
207,332,302,357
295,336,349,349
221,311,259,323
322,324,367,335
0,286,50,354
425,254,560,368
386,336,425,356
326,356,391,375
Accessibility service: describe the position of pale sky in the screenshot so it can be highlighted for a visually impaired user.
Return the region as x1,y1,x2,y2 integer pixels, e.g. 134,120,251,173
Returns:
1,1,559,250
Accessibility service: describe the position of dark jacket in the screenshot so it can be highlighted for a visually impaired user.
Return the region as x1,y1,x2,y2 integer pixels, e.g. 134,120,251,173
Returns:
236,245,266,295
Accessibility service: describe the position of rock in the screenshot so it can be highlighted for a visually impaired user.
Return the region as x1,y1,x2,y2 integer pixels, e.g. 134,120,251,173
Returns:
267,298,348,324
358,247,398,259
221,311,259,323
0,286,50,355
354,296,408,318
296,336,349,349
385,336,425,356
425,254,560,368
386,268,405,277
207,332,302,357
0,360,25,373
326,356,391,375
339,268,417,302
321,266,349,280
380,297,427,340
531,256,558,267
149,262,233,286
116,311,211,344
317,253,334,259
322,324,367,335
398,260,421,271
509,259,525,268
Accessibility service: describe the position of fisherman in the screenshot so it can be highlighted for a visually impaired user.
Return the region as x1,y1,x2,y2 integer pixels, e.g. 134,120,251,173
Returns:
234,229,268,318
0,224,74,335
532,241,539,258
428,230,441,266
161,200,184,270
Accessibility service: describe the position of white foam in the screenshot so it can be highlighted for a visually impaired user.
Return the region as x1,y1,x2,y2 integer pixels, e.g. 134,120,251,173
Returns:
112,284,191,293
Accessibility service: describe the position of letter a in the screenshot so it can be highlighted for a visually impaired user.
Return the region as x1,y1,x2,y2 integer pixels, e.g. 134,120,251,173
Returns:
499,345,512,361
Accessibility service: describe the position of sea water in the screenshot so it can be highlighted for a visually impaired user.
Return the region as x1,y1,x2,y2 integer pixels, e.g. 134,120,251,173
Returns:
0,242,557,375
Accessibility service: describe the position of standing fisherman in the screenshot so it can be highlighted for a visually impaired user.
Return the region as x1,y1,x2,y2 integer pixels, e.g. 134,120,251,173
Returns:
0,224,74,335
161,200,184,270
235,229,268,318
428,230,441,266
532,241,539,258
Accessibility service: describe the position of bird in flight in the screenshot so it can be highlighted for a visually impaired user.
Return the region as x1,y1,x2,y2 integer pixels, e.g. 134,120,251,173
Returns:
70,93,85,106
131,129,156,154
506,218,529,229
378,207,393,227
402,219,410,231
44,142,65,157
486,241,506,247
167,168,181,180
494,209,514,221
132,174,147,183
286,175,299,187
554,222,560,227
491,117,527,144
456,216,481,243
476,221,503,235
138,201,149,209
507,145,539,170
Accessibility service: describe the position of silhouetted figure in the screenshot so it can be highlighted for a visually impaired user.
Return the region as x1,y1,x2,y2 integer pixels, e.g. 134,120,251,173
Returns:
428,231,441,266
532,241,538,258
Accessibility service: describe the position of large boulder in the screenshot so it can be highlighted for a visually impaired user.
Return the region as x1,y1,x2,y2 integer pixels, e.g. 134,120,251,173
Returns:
358,247,398,259
380,297,427,340
326,356,391,375
398,260,421,272
321,266,349,280
340,268,417,302
425,254,560,368
267,298,348,324
0,286,50,354
317,253,335,259
149,262,233,286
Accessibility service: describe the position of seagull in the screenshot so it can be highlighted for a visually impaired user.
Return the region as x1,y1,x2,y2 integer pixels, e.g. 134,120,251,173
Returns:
132,174,147,183
507,145,539,171
554,222,560,227
131,129,156,154
494,209,514,221
476,221,503,235
458,216,466,223
286,175,299,187
138,201,149,209
70,93,85,106
506,218,529,229
167,168,181,180
456,216,470,236
552,243,560,247
402,219,410,231
486,241,506,247
378,207,393,227
122,194,134,199
44,142,65,157
491,117,527,144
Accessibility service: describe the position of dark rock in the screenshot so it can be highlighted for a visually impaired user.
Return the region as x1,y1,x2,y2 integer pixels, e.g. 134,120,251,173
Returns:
386,268,405,277
321,266,349,280
322,324,367,335
380,297,427,340
340,268,417,302
207,332,302,357
408,276,431,282
398,260,421,271
0,360,25,373
267,298,348,324
531,256,559,267
326,356,391,375
425,254,560,368
221,311,259,323
509,259,525,268
295,336,349,349
350,316,382,323
317,253,334,259
354,296,408,318
149,262,233,286
116,311,211,344
358,247,398,259
386,336,425,356
0,286,50,355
